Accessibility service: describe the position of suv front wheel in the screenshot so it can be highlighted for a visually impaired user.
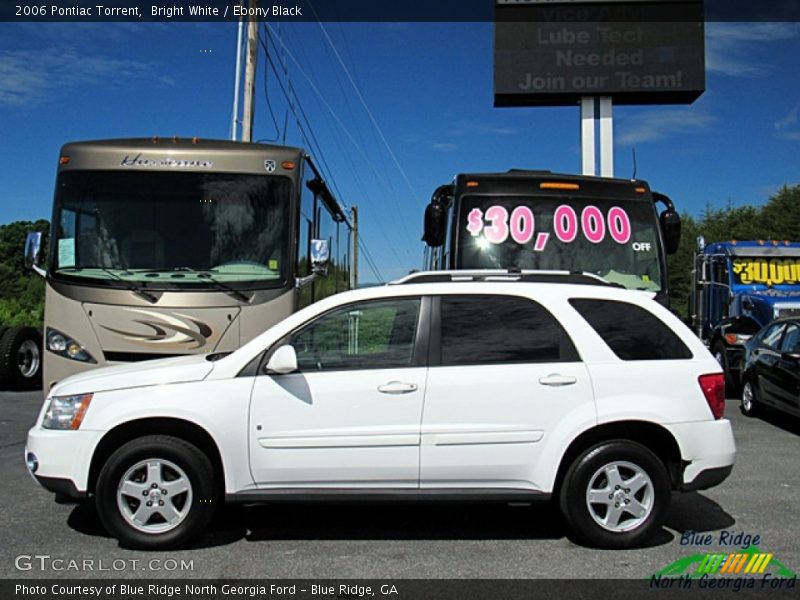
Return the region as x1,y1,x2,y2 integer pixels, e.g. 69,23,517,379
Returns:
95,435,217,549
559,440,671,549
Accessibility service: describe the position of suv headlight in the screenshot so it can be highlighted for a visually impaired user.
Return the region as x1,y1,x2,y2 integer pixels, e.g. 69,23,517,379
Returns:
46,328,96,363
42,393,93,430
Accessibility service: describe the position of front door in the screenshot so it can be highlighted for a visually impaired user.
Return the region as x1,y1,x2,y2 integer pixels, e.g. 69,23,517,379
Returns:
249,297,427,488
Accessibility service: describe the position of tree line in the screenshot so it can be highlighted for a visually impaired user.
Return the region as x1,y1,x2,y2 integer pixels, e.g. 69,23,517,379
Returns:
0,183,798,327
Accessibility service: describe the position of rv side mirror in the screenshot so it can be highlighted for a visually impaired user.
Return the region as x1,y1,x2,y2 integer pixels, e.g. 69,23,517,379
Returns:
423,202,446,247
264,345,299,375
310,239,329,276
24,231,46,277
660,210,681,255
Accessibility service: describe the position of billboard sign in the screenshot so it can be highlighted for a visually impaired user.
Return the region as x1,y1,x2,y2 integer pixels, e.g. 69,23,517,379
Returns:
494,0,705,106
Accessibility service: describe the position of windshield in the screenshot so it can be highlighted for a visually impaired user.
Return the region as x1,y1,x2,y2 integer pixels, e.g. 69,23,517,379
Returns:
731,256,800,287
456,195,664,291
51,170,292,289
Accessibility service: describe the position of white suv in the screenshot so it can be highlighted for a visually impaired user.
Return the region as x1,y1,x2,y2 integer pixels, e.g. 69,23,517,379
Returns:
26,271,735,550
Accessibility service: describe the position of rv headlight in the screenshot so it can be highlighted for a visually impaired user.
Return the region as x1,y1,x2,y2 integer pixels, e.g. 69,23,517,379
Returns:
46,328,96,363
42,393,93,430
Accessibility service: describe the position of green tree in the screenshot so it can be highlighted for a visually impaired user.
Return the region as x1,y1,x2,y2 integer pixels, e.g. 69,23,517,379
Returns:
759,185,800,241
0,219,49,327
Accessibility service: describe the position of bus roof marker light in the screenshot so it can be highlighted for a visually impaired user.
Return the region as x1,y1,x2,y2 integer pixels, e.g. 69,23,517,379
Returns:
59,156,70,165
281,161,295,170
635,187,646,193
540,182,579,191
466,181,479,188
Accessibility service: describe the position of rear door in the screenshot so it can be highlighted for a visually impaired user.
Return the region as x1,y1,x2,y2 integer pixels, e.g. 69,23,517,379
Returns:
420,293,594,490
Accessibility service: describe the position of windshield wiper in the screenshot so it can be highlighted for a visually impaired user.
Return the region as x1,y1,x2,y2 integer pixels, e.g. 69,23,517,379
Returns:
63,266,159,303
168,267,252,303
198,272,252,303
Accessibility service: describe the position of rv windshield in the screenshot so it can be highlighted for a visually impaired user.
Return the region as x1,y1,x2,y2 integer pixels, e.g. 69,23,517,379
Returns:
456,195,664,292
51,170,292,289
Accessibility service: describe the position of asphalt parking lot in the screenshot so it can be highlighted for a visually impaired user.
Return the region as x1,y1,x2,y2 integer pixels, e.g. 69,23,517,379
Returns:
1,389,798,580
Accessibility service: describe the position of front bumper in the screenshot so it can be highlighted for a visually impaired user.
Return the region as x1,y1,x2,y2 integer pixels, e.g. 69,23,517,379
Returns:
664,419,736,490
25,426,103,496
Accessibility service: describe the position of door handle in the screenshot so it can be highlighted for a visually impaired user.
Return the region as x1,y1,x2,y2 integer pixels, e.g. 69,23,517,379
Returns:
538,373,577,387
377,381,418,394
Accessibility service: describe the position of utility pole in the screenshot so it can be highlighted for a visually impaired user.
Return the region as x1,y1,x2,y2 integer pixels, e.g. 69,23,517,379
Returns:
230,7,245,141
241,0,259,143
350,206,359,289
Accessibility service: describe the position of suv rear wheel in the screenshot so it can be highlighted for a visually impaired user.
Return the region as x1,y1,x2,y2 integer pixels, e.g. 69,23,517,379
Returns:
559,440,670,549
96,435,217,549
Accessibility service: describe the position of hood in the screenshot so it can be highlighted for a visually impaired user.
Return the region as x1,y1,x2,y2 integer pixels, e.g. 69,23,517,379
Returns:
49,353,215,397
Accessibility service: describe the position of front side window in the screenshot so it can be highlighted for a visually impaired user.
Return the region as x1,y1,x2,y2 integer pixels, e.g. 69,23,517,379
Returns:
289,298,421,371
570,298,692,360
779,324,800,354
456,195,663,292
760,323,786,349
52,170,292,289
438,294,578,366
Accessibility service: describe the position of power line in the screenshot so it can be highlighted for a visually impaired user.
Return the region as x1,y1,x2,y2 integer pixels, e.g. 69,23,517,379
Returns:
264,25,420,259
313,17,425,211
259,26,389,282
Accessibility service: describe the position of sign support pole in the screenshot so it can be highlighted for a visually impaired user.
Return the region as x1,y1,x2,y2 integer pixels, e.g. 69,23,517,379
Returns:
599,96,614,177
580,96,596,176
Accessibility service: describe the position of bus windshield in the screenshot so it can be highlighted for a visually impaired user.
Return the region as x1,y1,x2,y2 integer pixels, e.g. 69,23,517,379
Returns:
456,195,664,292
51,170,292,289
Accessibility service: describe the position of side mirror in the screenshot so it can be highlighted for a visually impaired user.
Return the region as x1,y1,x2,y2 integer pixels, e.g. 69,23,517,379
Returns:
264,345,298,375
423,202,446,247
310,239,329,276
422,184,453,248
660,209,681,255
24,231,46,277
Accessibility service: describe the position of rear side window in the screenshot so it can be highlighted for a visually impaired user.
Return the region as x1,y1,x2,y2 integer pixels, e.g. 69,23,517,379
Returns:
570,298,693,360
439,294,579,366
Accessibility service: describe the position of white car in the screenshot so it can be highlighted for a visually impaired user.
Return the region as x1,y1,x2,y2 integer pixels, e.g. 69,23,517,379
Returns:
26,271,735,550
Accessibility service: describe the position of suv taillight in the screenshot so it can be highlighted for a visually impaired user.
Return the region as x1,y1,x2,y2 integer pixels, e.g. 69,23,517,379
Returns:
699,373,725,419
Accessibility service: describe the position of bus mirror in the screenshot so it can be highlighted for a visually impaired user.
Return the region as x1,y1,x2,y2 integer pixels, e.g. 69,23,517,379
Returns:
310,239,329,275
660,210,681,255
423,202,446,247
24,232,46,277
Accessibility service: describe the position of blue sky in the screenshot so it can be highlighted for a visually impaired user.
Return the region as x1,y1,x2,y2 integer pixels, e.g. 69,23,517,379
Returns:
1,21,799,282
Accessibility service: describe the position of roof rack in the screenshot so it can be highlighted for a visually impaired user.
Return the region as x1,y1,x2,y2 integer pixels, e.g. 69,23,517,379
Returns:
391,269,623,287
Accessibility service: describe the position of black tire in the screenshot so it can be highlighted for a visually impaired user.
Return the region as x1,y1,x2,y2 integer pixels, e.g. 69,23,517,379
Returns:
740,378,761,417
712,340,739,397
0,326,42,390
559,440,671,549
95,435,218,549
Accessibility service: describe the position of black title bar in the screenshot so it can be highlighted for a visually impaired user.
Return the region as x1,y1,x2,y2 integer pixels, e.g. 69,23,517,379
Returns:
3,0,800,23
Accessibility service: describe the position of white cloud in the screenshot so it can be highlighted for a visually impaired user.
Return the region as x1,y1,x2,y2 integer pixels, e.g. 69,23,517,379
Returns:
617,108,716,145
706,22,800,77
0,47,173,108
430,142,459,153
449,121,519,136
775,105,800,140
